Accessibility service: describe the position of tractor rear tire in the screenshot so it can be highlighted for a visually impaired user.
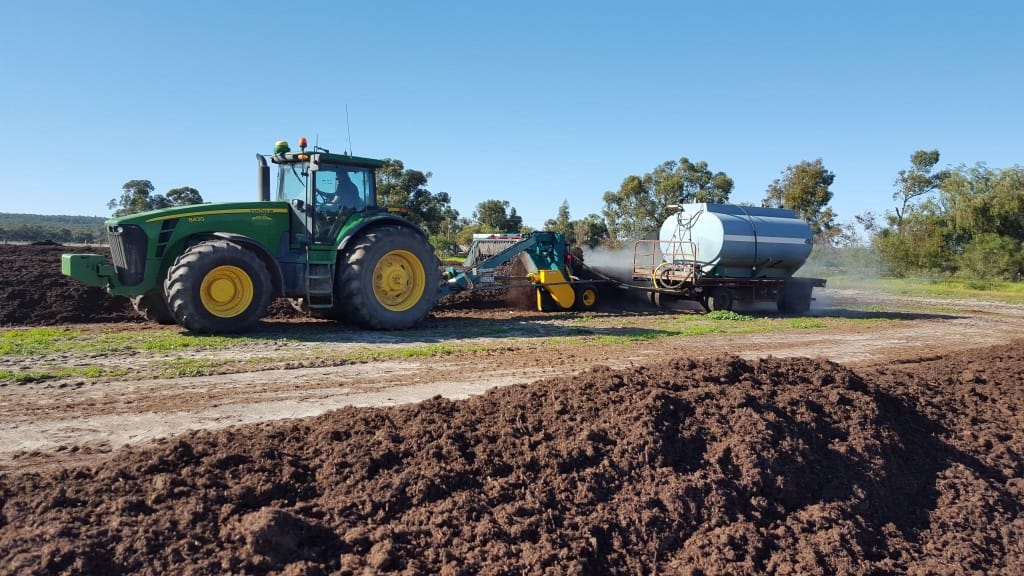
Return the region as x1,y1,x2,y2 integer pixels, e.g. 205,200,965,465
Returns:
164,240,272,333
337,225,440,329
131,291,175,325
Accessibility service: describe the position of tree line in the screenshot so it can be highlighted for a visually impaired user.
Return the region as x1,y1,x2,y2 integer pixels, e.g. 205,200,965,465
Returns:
1,181,209,244
861,154,1024,280
0,213,107,244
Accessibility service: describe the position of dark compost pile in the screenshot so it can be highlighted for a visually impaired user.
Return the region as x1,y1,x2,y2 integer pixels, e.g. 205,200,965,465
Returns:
1,344,1021,575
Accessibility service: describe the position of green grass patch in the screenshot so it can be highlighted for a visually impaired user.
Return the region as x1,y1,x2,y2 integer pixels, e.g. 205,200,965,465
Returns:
704,310,757,321
586,329,677,345
92,332,269,353
671,324,726,336
345,343,492,361
785,318,828,329
827,276,1024,303
0,366,130,384
158,358,232,378
0,328,82,356
574,311,849,346
136,333,264,351
660,312,770,334
0,327,277,357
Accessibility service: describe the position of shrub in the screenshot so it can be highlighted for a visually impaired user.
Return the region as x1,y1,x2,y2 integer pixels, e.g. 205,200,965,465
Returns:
957,233,1024,281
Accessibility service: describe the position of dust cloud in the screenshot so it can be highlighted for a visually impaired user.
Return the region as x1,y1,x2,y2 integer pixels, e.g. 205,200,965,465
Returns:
578,246,640,283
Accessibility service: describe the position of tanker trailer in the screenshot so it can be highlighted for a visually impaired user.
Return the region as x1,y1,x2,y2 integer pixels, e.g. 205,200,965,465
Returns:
630,203,825,313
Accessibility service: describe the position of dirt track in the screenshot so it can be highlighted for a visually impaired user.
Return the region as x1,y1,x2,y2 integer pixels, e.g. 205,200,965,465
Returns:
1,243,1023,574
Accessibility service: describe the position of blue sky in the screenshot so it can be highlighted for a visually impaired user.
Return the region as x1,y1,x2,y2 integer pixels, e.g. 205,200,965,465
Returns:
1,1,1021,234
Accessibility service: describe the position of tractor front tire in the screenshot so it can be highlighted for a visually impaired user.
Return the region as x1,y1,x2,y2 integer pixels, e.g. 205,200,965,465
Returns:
164,240,272,333
337,225,440,329
131,291,175,325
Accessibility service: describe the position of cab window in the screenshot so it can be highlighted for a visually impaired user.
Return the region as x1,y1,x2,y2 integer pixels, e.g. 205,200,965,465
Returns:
314,165,375,210
277,161,309,203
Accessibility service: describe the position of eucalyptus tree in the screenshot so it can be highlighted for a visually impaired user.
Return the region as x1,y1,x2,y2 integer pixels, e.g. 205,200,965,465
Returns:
763,159,837,242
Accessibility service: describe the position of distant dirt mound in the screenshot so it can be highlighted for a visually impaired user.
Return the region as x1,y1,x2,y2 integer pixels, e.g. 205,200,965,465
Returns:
0,244,139,326
2,346,1021,574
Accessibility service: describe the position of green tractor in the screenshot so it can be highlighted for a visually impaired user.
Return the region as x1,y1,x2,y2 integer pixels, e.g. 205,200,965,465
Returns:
62,139,440,333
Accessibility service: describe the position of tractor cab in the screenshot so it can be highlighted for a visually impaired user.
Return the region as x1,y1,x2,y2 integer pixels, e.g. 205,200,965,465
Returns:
263,139,385,246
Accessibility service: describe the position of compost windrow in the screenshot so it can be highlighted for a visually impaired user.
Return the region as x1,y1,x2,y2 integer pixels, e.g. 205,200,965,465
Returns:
1,343,1021,575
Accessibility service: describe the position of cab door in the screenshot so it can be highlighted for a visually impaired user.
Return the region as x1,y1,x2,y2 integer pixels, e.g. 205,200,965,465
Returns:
275,160,315,248
310,163,373,245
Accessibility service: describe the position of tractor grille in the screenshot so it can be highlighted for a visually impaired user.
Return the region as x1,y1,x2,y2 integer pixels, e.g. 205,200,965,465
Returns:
107,225,147,286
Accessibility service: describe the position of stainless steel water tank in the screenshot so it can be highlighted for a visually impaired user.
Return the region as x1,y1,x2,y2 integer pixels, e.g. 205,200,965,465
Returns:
659,203,813,279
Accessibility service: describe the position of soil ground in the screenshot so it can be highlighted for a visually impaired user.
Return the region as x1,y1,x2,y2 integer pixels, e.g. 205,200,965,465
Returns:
1,243,1022,574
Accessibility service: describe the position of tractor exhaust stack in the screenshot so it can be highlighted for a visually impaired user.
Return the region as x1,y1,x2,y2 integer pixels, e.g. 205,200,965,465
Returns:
257,154,270,201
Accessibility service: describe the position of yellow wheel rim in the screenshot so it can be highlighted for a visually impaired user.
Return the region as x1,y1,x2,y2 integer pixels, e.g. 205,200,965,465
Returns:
581,288,597,307
373,250,426,312
200,265,254,318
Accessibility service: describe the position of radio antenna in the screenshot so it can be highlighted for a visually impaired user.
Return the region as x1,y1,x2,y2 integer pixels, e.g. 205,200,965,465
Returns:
345,104,353,155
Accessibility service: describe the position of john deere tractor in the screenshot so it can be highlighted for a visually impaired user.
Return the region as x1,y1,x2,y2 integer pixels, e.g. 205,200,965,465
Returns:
62,139,440,333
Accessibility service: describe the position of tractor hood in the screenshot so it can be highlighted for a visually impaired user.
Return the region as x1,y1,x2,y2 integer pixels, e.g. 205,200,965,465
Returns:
106,202,292,227
64,201,294,296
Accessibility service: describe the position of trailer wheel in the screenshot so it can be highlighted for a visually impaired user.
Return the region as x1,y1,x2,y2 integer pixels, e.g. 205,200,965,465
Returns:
777,280,813,315
164,240,272,333
706,288,734,312
574,283,599,311
131,291,175,325
648,291,674,308
337,225,440,329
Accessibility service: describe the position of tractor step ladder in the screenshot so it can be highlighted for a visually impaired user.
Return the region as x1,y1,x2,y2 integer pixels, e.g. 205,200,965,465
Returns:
306,263,334,309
